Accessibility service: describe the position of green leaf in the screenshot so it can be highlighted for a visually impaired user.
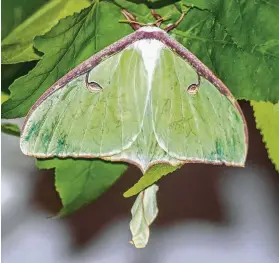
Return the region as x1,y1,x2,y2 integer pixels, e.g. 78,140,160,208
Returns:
2,0,91,64
2,1,133,119
36,158,128,216
180,0,279,102
124,164,181,197
113,0,182,23
251,101,279,172
1,0,49,39
1,93,9,104
1,123,21,137
1,62,37,94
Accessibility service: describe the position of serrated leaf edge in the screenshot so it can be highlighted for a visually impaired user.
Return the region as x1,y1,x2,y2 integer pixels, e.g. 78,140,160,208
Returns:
250,100,279,172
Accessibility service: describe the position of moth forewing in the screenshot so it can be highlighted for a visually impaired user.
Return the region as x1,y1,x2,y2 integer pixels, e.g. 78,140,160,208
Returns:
20,26,248,172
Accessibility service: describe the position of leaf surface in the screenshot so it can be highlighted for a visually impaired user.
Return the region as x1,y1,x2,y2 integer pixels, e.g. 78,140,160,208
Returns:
1,93,9,104
1,123,21,137
251,101,279,172
1,0,48,39
2,0,90,64
36,158,128,216
180,0,279,102
1,62,38,95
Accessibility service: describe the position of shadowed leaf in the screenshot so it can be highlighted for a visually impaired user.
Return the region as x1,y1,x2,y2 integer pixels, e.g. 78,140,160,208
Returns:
1,123,21,137
36,158,128,216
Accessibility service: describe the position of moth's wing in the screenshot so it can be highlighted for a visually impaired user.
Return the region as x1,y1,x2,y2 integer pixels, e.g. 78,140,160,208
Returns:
107,98,183,172
20,48,148,157
130,184,159,248
152,48,247,165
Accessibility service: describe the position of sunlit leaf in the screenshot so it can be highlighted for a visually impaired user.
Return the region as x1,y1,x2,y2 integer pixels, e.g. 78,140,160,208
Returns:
251,101,279,172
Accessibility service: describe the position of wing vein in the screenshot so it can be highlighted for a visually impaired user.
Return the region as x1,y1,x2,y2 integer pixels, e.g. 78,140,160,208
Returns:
30,102,53,153
78,87,101,154
117,52,124,151
171,54,187,155
132,49,141,131
204,88,229,161
185,83,204,159
32,85,77,154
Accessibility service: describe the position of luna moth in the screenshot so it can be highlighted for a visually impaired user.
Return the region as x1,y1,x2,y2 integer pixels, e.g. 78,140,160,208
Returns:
20,9,248,173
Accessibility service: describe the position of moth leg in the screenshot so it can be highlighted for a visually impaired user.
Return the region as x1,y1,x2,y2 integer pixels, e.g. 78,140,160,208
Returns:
164,12,185,32
121,9,141,30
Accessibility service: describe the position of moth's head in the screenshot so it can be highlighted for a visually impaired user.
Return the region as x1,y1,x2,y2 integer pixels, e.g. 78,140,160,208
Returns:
137,26,165,33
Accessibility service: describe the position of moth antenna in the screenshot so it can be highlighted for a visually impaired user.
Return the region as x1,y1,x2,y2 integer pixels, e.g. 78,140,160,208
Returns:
119,20,148,27
120,9,141,30
151,9,163,27
151,10,171,27
164,12,185,32
151,9,162,20
121,9,136,21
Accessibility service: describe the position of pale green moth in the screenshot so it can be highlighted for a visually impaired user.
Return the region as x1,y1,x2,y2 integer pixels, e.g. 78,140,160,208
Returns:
130,184,159,248
20,10,248,173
